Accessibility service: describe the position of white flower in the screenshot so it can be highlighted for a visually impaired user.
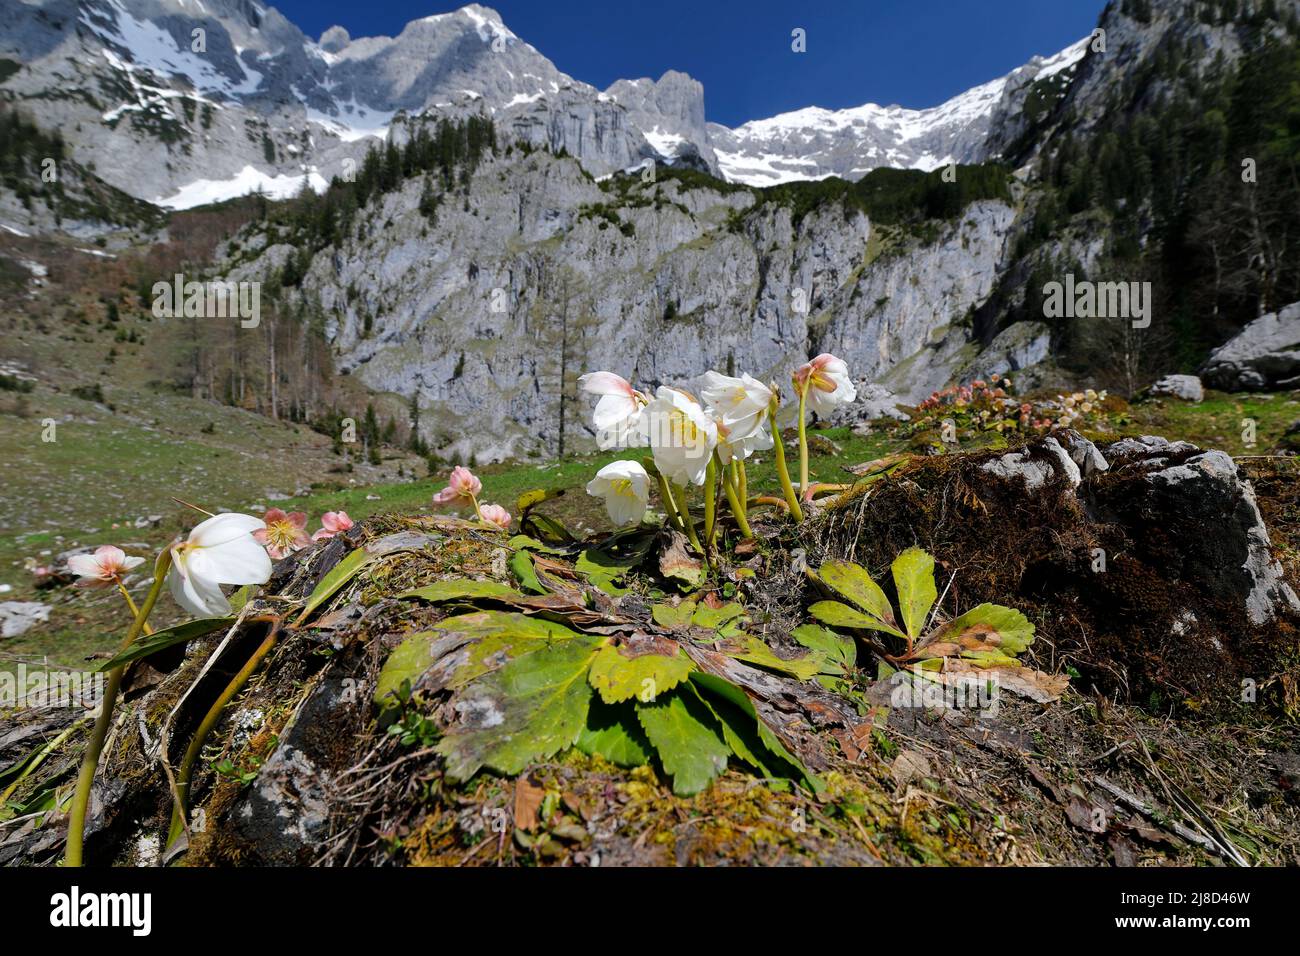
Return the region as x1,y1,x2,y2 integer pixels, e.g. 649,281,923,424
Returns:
717,418,774,465
699,371,773,442
643,387,718,486
579,371,649,449
586,460,651,527
794,353,857,418
169,513,272,617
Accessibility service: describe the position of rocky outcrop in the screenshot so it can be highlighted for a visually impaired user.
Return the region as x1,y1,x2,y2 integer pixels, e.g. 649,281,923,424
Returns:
826,431,1300,702
237,148,1032,460
1149,374,1205,402
1200,302,1300,391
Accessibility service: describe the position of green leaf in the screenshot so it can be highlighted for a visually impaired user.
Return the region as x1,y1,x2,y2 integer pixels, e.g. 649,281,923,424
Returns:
588,643,692,704
817,560,899,630
690,601,747,632
891,547,937,640
934,603,1036,661
437,636,603,780
689,673,821,794
509,551,550,595
429,610,587,690
576,549,630,596
791,623,856,676
635,690,731,796
652,599,697,630
399,579,525,603
809,600,908,638
576,698,652,767
507,534,570,555
96,617,234,671
522,511,575,545
296,547,372,624
516,487,565,516
373,631,437,711
722,635,822,681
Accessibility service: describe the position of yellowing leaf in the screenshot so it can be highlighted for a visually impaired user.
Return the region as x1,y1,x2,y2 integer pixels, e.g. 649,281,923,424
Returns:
816,560,901,635
891,547,937,640
930,603,1036,661
809,600,907,638
720,635,822,681
588,640,692,704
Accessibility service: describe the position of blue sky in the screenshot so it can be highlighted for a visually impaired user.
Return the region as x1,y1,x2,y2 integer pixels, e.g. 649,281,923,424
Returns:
275,0,1106,127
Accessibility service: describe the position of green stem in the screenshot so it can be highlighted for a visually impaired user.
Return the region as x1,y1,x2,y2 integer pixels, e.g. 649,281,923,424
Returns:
797,387,810,495
769,408,805,522
166,624,281,852
115,580,153,636
655,473,686,533
722,465,754,539
737,460,749,519
674,482,706,554
1,716,89,806
703,456,719,549
66,548,172,867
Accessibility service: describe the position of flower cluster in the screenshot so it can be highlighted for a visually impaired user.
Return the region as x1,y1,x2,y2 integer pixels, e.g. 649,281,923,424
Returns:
578,356,856,535
1046,389,1108,430
430,465,511,530
911,378,1113,436
912,377,1022,435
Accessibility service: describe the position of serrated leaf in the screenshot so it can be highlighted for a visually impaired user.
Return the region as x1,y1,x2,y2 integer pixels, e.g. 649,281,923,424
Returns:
576,698,652,767
96,617,233,671
817,560,900,632
437,636,602,780
399,579,526,603
891,547,937,640
588,641,692,704
720,635,822,681
810,600,909,638
689,672,821,793
636,690,731,796
509,551,550,595
929,603,1036,661
429,610,587,690
295,547,372,624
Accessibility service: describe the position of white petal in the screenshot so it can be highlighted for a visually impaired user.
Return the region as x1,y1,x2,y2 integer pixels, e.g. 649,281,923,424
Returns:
189,512,266,549
67,554,103,578
119,556,146,571
188,535,272,586
169,558,230,617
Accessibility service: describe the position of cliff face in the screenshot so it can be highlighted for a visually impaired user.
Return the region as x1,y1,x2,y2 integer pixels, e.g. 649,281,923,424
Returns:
223,146,1038,461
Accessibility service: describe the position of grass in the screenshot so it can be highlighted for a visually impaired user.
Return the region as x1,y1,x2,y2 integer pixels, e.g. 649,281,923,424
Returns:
5,386,1297,671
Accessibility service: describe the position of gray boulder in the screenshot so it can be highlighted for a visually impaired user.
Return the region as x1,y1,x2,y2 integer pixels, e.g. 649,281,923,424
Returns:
0,602,50,638
1201,302,1300,392
1150,374,1204,402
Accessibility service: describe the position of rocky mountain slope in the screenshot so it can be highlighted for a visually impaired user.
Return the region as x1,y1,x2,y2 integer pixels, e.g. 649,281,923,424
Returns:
0,1,1097,209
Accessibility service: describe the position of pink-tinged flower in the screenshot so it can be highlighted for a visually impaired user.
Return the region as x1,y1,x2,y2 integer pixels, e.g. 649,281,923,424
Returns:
578,371,649,449
253,508,311,559
478,504,512,530
431,466,482,507
792,353,857,417
67,545,144,588
312,510,355,542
